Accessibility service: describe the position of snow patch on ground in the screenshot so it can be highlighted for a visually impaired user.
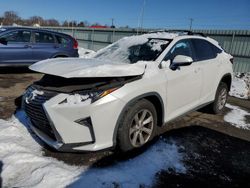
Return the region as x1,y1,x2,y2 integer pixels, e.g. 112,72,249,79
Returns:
224,104,250,130
230,73,250,99
0,111,82,188
78,47,95,58
71,140,186,188
0,111,185,187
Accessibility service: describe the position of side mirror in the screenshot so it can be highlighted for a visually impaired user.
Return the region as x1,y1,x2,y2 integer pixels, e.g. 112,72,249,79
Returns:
0,38,7,45
170,55,193,70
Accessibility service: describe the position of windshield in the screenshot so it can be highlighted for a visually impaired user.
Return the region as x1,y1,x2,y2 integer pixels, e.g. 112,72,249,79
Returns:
93,36,170,64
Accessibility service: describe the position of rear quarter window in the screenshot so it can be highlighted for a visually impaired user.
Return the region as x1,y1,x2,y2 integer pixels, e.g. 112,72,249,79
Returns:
55,35,69,46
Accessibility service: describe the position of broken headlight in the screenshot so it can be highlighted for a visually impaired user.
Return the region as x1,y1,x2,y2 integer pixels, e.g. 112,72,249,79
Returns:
59,87,119,105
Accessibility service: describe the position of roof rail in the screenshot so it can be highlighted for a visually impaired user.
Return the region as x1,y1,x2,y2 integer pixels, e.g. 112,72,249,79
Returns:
149,29,207,37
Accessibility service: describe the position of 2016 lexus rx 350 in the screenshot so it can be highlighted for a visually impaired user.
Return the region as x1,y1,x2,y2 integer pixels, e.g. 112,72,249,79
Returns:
22,31,233,152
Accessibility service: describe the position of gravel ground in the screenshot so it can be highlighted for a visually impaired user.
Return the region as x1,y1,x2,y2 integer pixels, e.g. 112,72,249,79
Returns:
0,68,250,187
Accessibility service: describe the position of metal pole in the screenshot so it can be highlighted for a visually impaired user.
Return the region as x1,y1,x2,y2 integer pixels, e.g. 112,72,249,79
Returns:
189,18,193,31
137,0,146,35
229,31,235,54
111,18,114,27
91,29,94,50
112,29,115,43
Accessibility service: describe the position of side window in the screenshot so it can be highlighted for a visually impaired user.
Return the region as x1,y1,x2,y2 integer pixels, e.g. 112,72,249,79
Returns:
55,35,69,45
35,32,54,43
164,40,193,61
192,39,216,61
2,30,31,43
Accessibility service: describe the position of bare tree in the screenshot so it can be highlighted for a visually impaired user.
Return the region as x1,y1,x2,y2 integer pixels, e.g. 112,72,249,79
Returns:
0,10,110,27
3,11,21,25
62,20,69,27
45,19,60,26
29,16,44,26
68,21,77,27
77,21,85,27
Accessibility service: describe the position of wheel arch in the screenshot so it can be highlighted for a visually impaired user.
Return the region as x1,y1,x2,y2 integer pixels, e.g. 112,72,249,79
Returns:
112,92,165,147
219,73,232,90
53,54,69,58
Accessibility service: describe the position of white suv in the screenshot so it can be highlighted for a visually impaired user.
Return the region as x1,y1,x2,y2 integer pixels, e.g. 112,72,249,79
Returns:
22,31,233,152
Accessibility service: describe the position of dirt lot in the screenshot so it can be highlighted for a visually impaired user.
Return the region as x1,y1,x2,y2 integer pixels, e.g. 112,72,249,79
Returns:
0,68,250,187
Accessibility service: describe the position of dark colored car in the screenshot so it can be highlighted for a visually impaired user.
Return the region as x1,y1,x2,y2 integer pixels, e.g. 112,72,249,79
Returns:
0,27,79,66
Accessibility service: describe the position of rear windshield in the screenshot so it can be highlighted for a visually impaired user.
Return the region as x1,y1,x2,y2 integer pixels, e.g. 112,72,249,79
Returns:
94,37,170,64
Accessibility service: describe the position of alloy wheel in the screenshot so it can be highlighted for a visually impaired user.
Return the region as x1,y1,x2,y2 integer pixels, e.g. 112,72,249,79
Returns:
129,109,154,147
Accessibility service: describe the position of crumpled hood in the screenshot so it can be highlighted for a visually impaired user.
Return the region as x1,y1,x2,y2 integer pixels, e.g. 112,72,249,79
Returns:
29,58,146,78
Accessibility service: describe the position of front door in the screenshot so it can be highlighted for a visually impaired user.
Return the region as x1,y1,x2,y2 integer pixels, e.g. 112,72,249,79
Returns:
163,39,203,121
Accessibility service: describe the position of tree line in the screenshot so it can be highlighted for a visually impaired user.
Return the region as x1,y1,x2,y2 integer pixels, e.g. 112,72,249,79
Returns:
0,11,111,27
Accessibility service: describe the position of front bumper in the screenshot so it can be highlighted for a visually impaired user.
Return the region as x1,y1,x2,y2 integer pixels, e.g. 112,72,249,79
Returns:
23,87,125,152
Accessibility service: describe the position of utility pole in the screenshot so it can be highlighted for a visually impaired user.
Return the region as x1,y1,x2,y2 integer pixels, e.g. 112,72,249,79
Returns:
137,0,146,35
111,18,115,28
189,18,193,31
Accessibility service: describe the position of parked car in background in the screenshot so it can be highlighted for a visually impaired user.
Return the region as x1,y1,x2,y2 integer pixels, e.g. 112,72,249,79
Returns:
22,31,233,152
0,27,79,66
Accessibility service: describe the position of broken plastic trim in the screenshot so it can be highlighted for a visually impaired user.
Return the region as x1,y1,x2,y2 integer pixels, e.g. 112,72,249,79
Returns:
32,74,143,93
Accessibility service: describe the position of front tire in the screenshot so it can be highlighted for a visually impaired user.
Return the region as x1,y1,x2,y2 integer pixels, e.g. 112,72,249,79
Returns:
117,99,157,152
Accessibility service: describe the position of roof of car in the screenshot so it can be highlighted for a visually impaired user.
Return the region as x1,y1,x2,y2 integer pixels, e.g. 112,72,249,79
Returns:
0,26,72,38
124,31,208,42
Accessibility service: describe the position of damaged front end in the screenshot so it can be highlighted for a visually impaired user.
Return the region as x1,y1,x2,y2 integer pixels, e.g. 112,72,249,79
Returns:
27,73,142,104
21,74,142,151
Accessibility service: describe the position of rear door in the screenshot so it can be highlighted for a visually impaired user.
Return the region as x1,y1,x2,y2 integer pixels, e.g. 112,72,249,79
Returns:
191,39,222,103
31,31,58,61
0,29,33,65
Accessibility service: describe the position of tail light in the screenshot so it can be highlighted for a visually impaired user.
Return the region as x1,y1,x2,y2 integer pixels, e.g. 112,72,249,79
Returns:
230,57,234,64
72,38,78,49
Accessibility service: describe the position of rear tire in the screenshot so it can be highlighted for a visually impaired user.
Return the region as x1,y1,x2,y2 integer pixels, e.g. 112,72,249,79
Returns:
117,99,157,152
207,82,228,114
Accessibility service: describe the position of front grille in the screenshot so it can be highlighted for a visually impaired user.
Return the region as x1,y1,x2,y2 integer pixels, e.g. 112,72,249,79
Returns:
24,86,57,140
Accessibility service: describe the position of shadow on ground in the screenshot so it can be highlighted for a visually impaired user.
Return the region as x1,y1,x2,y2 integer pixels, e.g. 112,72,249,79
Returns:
153,126,250,188
0,67,34,74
